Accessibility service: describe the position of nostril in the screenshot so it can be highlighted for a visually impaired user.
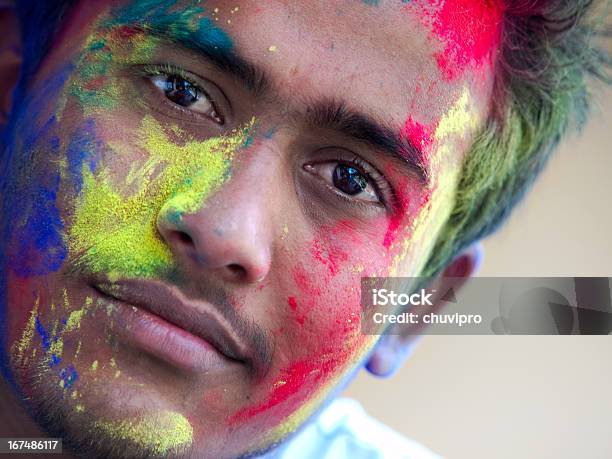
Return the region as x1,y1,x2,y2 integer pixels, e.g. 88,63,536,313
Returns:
227,263,247,279
174,231,194,246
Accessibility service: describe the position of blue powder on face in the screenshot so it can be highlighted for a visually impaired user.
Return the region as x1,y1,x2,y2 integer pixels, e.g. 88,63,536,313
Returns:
12,174,68,278
66,118,100,194
8,117,67,277
264,127,278,139
35,316,62,367
35,317,51,352
7,116,68,278
1,67,73,279
59,365,78,388
109,0,233,51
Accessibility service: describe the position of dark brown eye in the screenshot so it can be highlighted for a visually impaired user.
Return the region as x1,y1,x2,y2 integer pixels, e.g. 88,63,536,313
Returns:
162,76,200,107
304,161,381,203
333,164,368,195
151,74,223,124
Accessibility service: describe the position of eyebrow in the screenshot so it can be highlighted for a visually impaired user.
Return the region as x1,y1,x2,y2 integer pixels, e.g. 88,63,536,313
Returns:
142,26,430,184
302,101,430,184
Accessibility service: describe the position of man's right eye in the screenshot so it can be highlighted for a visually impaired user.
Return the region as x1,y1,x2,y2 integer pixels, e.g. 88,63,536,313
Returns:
144,65,224,125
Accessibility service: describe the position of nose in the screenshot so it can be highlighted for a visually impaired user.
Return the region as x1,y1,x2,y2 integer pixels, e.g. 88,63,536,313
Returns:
156,158,275,284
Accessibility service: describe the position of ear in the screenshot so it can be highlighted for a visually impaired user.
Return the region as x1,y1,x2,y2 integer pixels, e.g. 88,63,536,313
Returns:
0,1,22,128
365,242,484,377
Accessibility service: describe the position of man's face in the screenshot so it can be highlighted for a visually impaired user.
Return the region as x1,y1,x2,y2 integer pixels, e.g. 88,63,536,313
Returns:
1,1,501,457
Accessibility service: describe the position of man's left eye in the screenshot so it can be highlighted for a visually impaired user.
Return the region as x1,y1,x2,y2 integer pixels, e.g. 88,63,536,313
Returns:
151,74,223,124
305,161,382,203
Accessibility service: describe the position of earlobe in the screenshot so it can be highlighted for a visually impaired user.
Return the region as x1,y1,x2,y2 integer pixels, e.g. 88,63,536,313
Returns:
365,242,484,378
442,242,484,278
0,2,22,127
365,333,422,378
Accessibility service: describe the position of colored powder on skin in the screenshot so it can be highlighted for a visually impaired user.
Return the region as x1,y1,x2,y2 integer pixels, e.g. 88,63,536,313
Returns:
62,289,70,310
292,265,322,297
230,283,373,428
68,115,255,278
287,297,305,325
92,410,193,455
400,116,434,156
69,0,234,111
11,296,39,366
107,0,233,52
229,360,323,423
310,239,348,276
389,87,479,275
72,49,119,112
59,365,79,389
264,127,278,139
70,29,160,114
408,0,504,80
35,318,51,353
10,136,67,277
434,88,478,142
64,119,101,194
249,336,376,446
74,340,82,362
48,295,93,366
47,324,64,367
390,89,476,251
4,67,72,277
13,291,93,369
383,173,416,250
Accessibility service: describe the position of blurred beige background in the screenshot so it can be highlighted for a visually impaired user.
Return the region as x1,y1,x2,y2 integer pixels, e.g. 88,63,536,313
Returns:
344,88,612,459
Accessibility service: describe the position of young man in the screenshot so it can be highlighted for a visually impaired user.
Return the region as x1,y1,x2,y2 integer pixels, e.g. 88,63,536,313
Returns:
0,1,607,458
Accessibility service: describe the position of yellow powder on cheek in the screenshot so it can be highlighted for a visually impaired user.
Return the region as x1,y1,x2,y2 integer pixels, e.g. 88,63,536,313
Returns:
11,296,40,367
92,411,193,455
67,115,255,278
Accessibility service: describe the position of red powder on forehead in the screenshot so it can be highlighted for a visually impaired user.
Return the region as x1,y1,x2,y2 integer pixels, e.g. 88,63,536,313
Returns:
400,116,434,156
410,0,505,80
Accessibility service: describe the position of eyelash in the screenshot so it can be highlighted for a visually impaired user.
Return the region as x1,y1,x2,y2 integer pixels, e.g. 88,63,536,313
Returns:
139,63,223,123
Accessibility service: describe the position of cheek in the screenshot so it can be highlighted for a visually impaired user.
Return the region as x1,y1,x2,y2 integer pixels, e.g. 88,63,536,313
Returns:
292,220,389,336
5,271,88,393
5,275,39,364
227,221,386,427
286,227,388,374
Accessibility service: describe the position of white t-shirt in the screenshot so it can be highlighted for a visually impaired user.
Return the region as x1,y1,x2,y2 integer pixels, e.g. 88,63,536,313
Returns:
271,398,442,459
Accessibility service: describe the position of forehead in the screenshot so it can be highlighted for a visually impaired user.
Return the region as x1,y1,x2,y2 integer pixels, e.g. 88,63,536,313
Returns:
57,0,501,130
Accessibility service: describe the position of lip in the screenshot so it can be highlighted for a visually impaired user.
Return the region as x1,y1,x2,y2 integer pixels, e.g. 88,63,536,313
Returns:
91,278,249,372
